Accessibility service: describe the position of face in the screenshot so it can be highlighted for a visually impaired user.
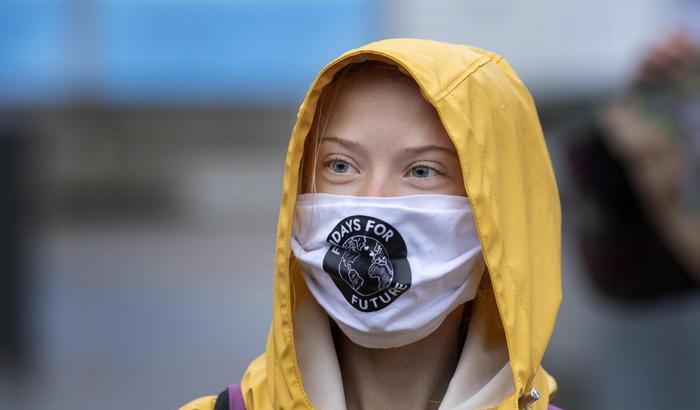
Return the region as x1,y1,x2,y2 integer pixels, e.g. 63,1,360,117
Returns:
304,68,467,197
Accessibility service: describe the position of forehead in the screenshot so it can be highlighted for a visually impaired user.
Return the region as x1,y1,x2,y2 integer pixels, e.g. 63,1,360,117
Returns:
320,65,454,150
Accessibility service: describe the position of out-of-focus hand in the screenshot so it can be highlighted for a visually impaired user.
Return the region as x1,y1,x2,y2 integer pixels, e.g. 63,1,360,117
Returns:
635,31,699,85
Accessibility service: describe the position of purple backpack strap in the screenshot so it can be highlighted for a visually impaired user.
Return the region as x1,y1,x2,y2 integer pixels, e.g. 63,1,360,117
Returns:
227,384,246,410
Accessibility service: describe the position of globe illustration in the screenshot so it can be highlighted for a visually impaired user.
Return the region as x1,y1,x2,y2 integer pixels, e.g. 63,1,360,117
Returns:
338,235,395,296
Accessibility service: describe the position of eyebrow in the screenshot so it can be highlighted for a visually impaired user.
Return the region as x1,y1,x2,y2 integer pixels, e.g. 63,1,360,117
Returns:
320,135,458,158
320,136,360,150
402,144,459,158
320,136,369,157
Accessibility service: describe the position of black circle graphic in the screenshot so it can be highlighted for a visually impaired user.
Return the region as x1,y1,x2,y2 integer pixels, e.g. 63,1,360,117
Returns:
322,215,411,312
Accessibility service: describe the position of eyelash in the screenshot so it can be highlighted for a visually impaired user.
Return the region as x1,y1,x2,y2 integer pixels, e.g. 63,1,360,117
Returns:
324,157,357,175
407,162,442,178
322,157,443,179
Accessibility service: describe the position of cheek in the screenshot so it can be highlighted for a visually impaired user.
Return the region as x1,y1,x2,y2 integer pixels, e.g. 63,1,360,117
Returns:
450,166,468,196
300,166,311,193
447,180,468,196
439,172,467,197
403,181,460,196
300,152,320,193
403,173,467,196
432,160,467,196
315,173,368,196
308,162,356,195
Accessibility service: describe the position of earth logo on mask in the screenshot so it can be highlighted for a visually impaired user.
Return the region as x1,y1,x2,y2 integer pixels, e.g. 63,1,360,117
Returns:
323,215,412,312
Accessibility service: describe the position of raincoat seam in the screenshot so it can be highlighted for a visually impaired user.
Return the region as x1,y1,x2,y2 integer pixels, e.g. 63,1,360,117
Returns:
280,93,317,409
434,56,492,103
487,199,531,396
472,94,531,389
437,89,530,395
478,164,529,395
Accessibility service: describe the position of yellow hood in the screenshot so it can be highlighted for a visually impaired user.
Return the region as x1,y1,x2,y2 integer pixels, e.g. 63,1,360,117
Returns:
191,38,562,410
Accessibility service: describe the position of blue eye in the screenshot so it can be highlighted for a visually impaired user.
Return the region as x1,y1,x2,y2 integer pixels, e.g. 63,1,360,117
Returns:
411,165,437,178
331,159,351,173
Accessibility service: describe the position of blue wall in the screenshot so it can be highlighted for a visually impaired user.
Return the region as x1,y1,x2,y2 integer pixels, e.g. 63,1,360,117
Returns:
0,0,380,105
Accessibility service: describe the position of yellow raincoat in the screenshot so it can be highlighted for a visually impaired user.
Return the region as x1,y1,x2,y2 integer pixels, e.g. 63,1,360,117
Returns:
182,38,562,410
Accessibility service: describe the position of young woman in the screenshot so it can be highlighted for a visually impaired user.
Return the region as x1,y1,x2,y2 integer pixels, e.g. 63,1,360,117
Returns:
182,38,563,410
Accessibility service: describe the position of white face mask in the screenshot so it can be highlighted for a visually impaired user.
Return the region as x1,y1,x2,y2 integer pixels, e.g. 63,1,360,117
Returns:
291,193,485,349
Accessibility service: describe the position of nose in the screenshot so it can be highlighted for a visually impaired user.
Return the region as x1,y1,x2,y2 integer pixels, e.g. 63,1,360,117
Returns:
359,174,398,197
361,184,392,197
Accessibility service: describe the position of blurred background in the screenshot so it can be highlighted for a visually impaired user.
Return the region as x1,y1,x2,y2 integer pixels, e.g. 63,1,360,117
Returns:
1,0,700,409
